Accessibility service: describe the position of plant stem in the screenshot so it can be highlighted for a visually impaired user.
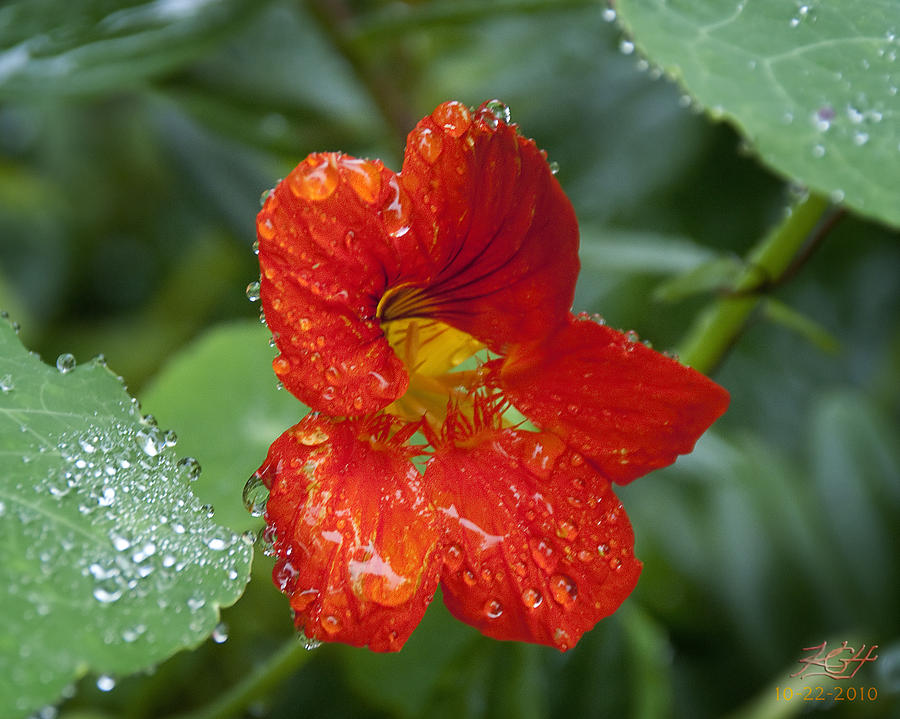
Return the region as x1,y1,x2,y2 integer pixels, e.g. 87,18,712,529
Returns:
677,192,834,375
167,639,314,719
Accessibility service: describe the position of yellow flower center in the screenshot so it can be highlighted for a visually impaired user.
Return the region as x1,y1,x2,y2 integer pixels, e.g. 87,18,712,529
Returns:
377,284,484,428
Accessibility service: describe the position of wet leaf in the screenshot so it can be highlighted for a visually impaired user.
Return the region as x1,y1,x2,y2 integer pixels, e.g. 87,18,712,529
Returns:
616,0,900,228
0,316,251,719
140,320,306,533
0,0,269,98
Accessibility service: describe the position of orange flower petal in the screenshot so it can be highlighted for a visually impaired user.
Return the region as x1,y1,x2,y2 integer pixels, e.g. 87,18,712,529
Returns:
258,153,429,415
256,414,441,651
494,315,730,484
397,101,580,351
426,424,641,651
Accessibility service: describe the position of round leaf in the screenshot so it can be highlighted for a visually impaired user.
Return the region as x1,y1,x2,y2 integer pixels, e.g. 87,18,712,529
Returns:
0,318,252,719
616,0,900,228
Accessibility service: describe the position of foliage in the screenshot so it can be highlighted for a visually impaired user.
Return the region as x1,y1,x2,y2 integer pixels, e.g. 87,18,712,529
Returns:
0,0,897,718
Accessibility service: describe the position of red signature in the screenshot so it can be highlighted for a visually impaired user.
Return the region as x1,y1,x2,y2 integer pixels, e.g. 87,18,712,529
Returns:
791,641,879,680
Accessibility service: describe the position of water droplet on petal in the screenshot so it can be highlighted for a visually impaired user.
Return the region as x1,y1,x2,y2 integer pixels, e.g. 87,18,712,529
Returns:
320,614,342,633
480,99,511,128
432,101,471,138
381,176,412,237
242,472,270,517
258,217,276,240
339,157,382,203
245,281,261,302
521,588,543,609
445,543,463,572
410,127,444,164
56,353,76,374
289,156,339,201
549,573,578,606
484,598,503,619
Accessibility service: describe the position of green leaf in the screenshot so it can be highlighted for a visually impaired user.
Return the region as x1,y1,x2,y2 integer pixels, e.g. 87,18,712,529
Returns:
0,317,251,719
0,0,269,98
140,320,306,533
615,0,900,228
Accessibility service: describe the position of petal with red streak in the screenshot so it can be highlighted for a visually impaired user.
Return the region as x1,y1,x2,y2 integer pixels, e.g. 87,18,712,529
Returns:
426,424,641,650
258,153,431,415
495,315,730,484
393,100,580,351
256,414,440,651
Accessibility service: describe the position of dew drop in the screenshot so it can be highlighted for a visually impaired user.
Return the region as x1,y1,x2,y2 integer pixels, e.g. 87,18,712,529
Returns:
412,126,443,164
480,99,511,128
548,161,560,175
187,596,206,611
619,39,635,55
259,188,273,207
201,504,215,519
602,7,616,22
96,675,116,692
288,156,339,201
245,281,261,302
135,429,162,457
0,374,13,393
212,622,229,643
207,537,227,551
93,587,123,603
320,614,342,633
299,631,322,650
298,427,329,446
521,587,543,609
339,157,382,203
484,598,504,619
242,473,270,517
812,144,826,158
431,101,471,138
56,353,76,374
445,543,463,572
177,456,201,481
549,573,578,606
381,176,412,237
257,217,276,240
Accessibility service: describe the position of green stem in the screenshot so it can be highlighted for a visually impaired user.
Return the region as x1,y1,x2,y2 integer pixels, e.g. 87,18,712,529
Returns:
167,638,313,719
677,192,833,374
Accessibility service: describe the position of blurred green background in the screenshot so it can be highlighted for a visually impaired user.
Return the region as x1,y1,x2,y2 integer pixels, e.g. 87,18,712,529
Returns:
1,1,898,717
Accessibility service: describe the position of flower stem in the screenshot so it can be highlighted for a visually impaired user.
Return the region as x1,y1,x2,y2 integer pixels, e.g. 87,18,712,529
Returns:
677,192,835,375
167,638,313,719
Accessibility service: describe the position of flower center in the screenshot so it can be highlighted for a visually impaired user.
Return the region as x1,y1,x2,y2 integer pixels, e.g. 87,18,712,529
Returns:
377,284,485,428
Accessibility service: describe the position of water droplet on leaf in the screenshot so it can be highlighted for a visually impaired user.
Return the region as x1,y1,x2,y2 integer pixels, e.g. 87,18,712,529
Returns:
56,353,76,374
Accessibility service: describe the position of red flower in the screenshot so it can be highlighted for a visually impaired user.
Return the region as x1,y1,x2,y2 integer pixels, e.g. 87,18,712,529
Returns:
252,100,729,652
